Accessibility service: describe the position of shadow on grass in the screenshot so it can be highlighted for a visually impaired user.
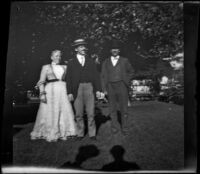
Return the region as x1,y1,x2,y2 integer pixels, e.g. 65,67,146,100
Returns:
60,144,99,170
94,107,111,135
101,145,140,171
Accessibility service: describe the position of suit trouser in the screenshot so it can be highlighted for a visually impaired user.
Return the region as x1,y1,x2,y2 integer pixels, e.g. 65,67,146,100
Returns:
108,81,129,131
74,83,96,137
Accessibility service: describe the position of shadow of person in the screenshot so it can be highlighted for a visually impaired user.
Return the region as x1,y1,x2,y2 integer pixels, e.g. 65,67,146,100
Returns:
101,145,140,171
94,106,111,135
60,144,99,170
117,110,122,127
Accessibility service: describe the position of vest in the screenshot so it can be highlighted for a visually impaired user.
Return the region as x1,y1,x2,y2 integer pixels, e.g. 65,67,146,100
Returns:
107,61,123,82
79,64,91,83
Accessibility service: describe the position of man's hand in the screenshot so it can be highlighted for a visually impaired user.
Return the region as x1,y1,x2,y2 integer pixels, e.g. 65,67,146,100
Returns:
96,91,105,99
100,92,105,99
96,91,102,99
68,94,74,101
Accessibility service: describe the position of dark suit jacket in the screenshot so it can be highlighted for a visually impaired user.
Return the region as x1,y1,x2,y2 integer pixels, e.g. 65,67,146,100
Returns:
101,56,134,92
66,55,102,99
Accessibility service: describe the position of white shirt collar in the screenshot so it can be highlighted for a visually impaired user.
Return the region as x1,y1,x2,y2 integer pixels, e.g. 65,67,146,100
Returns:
77,54,85,58
51,61,59,65
111,55,120,60
111,56,120,66
77,54,85,66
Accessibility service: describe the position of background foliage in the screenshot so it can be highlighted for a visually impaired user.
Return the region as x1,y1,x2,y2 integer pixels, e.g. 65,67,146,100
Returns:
7,2,183,90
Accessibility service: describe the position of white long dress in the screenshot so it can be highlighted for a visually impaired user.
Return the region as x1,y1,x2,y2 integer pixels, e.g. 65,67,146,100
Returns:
30,63,77,142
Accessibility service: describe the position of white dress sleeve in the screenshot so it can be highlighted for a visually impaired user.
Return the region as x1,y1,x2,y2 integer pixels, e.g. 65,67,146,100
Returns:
36,65,47,92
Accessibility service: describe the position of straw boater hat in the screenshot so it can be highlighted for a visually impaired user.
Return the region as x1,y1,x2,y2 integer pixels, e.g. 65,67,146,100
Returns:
72,39,87,47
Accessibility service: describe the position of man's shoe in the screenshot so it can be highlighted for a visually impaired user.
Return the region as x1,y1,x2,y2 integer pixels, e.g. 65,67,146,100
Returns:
90,136,97,140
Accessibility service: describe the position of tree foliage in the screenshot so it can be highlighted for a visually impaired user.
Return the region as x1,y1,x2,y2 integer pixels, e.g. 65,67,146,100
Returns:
8,2,183,90
33,3,183,58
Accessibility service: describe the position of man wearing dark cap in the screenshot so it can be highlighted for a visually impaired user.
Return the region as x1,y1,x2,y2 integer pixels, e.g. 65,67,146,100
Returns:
101,40,134,135
66,39,102,140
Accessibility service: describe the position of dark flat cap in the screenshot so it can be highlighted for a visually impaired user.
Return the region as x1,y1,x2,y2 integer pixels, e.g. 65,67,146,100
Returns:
110,40,121,49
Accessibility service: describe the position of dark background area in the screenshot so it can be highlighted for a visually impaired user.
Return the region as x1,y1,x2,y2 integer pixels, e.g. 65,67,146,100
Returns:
1,0,12,166
1,1,198,171
5,2,183,91
184,3,198,171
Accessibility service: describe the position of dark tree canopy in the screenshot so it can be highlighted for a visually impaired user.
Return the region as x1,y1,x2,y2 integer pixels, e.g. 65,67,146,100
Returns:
32,3,183,57
7,2,183,89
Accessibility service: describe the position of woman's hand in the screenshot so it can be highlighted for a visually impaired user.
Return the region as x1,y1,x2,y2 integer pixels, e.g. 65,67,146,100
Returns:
39,92,47,103
68,94,74,101
40,94,47,103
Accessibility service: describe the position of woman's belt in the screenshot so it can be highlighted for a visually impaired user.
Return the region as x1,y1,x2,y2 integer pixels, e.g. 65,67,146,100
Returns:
46,79,64,83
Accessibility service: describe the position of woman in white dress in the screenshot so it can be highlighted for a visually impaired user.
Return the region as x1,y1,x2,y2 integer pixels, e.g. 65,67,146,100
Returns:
30,50,77,142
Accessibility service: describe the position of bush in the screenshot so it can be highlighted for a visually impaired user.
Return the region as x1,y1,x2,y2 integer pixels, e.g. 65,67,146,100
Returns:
158,84,184,105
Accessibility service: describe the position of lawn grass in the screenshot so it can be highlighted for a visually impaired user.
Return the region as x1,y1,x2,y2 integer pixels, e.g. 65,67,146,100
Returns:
13,101,184,171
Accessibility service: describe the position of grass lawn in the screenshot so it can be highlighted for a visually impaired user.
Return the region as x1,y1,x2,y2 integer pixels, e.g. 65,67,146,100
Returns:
13,101,184,171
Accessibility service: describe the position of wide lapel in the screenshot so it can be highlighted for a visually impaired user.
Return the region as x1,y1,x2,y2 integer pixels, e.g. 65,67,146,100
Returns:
109,57,114,67
74,56,82,67
84,55,88,68
73,56,83,77
61,65,66,80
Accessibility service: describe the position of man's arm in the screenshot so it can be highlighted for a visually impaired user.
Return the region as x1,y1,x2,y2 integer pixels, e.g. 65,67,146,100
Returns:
36,65,47,103
101,60,107,93
92,60,102,92
125,58,134,82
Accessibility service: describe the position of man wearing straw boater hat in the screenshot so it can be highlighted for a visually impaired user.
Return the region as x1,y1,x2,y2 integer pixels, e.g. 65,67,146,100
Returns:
66,39,102,140
101,39,134,136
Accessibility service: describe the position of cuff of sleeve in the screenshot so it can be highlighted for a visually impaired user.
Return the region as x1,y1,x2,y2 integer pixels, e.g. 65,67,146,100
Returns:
36,81,46,87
